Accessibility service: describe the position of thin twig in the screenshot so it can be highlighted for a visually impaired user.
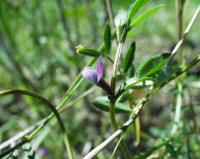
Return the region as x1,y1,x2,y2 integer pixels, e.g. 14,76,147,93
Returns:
0,125,36,150
109,135,123,159
60,86,96,113
171,5,200,56
105,0,114,26
176,0,185,63
0,90,74,159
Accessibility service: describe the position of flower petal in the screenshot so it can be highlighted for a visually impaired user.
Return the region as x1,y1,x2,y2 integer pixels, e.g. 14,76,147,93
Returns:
82,67,97,84
96,56,103,83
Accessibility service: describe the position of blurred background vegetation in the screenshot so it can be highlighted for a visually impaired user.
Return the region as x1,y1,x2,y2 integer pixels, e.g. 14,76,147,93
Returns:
0,0,200,158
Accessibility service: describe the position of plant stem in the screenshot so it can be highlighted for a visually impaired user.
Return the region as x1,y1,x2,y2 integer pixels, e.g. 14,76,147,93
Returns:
109,100,118,130
105,0,114,26
109,100,130,159
171,0,185,135
176,0,185,64
171,5,200,57
0,90,74,159
109,135,123,159
171,83,183,134
112,42,124,79
110,35,131,158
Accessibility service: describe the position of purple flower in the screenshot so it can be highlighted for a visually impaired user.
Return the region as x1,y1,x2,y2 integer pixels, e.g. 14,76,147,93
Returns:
82,56,112,95
38,147,47,156
82,56,103,84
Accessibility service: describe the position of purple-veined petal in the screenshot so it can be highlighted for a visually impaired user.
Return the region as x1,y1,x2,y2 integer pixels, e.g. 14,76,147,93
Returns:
82,67,97,84
96,55,103,83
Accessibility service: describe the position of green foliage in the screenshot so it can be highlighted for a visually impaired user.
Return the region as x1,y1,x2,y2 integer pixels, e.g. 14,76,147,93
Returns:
135,53,170,78
130,5,164,29
128,0,151,21
0,0,200,158
93,96,132,113
155,63,182,87
104,22,112,54
123,41,136,73
76,45,101,57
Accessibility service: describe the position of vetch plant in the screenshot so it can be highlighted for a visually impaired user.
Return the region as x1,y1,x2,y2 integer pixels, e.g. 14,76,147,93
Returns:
0,1,200,159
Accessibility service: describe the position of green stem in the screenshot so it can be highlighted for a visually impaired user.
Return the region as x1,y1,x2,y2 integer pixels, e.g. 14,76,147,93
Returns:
110,100,130,159
171,83,183,134
109,101,118,130
176,0,185,64
171,0,185,135
105,0,114,26
112,42,124,78
0,90,74,159
109,24,130,158
109,135,123,159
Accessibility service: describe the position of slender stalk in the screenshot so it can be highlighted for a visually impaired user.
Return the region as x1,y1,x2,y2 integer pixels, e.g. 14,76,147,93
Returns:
109,101,118,130
110,33,130,158
112,42,124,81
171,0,185,135
171,5,200,56
83,129,123,159
105,0,114,26
60,86,96,113
0,125,37,150
109,135,123,159
171,83,183,134
0,90,74,159
109,100,130,159
176,0,185,63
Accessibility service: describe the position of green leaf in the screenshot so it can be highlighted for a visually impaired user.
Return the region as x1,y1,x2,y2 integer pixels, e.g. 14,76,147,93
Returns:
118,90,130,103
128,65,135,77
155,63,182,87
76,45,101,57
128,0,151,22
104,22,112,54
125,77,155,90
135,53,170,78
123,41,136,73
130,5,164,29
93,96,132,113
